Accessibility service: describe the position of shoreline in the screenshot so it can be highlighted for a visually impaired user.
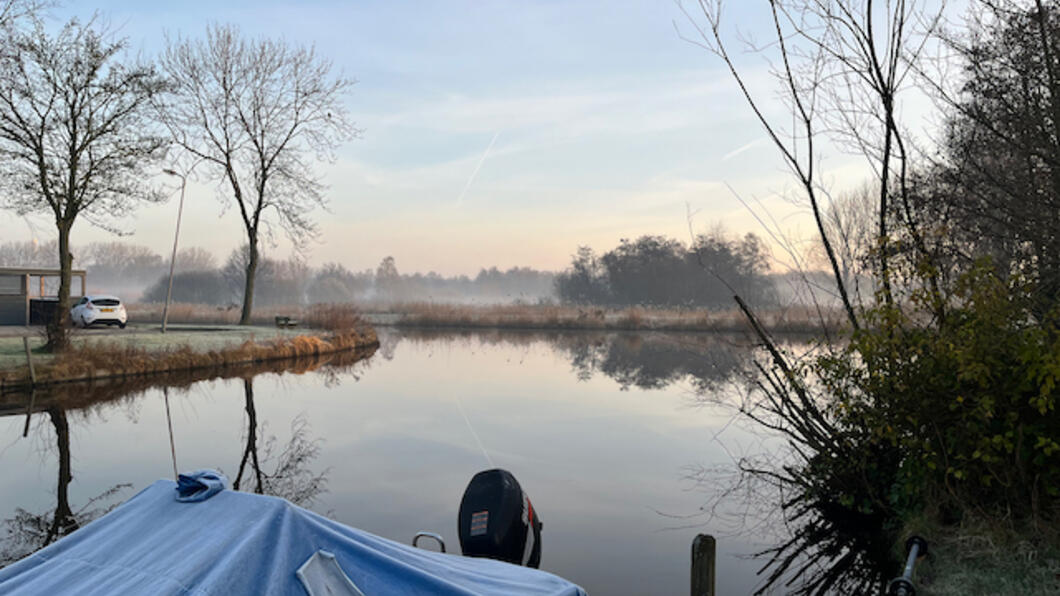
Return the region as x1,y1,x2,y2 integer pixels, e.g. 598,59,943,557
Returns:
0,326,379,395
126,301,842,335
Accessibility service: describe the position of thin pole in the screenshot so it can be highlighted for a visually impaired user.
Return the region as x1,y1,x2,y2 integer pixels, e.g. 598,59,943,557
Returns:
22,389,36,438
161,174,187,334
164,388,179,481
22,336,36,386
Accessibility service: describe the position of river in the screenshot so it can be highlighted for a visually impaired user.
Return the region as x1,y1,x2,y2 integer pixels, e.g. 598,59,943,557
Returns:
0,328,799,594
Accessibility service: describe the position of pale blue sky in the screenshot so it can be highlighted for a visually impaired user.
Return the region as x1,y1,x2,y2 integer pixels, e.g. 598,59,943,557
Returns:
1,1,939,275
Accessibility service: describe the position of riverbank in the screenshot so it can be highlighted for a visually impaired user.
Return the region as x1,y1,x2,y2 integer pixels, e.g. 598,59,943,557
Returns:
0,323,378,393
128,301,840,334
909,518,1060,595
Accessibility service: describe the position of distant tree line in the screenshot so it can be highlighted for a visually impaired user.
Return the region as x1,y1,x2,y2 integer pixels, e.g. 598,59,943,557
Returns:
554,232,775,308
0,240,558,305
0,240,211,297
145,252,555,306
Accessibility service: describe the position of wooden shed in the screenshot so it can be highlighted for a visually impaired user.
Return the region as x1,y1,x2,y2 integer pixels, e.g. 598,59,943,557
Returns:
0,267,87,326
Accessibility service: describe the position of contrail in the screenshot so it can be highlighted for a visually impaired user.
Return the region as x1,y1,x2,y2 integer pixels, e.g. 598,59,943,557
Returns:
456,131,500,206
722,138,763,161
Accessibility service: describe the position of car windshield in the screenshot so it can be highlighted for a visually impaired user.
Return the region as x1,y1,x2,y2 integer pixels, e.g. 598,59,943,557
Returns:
91,299,120,307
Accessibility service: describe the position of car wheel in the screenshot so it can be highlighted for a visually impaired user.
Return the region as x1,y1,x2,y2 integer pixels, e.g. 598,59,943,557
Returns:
118,322,126,329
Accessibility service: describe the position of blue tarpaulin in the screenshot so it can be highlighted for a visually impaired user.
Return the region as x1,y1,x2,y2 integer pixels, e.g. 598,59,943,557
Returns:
0,477,587,595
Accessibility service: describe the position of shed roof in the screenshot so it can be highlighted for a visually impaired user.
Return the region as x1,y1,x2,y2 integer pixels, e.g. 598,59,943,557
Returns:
0,267,86,277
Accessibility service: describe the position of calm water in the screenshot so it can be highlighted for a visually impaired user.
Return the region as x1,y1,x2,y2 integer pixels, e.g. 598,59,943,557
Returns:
0,329,793,594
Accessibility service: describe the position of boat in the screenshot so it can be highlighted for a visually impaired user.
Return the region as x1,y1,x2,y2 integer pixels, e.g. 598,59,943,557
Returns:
0,469,586,595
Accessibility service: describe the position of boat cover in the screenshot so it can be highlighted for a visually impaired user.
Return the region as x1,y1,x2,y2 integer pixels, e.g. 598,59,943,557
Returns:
0,475,587,596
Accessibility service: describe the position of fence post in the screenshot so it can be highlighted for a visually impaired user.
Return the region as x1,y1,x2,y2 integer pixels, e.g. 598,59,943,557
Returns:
692,534,716,596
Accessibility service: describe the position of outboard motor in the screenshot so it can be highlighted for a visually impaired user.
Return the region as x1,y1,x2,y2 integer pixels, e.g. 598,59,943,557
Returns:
458,469,542,568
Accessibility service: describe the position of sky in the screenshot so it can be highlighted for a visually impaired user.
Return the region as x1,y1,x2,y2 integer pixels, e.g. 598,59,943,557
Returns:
0,0,951,276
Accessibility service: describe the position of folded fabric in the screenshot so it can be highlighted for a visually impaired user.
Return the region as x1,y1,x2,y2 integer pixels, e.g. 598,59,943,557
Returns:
297,550,366,596
175,469,228,502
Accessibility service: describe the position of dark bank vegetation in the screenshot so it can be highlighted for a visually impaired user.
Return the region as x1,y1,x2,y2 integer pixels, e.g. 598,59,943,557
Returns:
554,231,776,308
689,0,1060,593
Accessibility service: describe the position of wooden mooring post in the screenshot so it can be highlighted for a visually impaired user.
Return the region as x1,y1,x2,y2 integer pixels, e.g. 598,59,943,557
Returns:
692,534,716,596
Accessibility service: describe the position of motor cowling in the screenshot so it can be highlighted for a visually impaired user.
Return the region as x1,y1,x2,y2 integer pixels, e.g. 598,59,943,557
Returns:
458,469,542,568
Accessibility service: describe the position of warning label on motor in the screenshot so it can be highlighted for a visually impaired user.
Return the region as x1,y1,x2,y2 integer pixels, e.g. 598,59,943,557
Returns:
470,511,489,536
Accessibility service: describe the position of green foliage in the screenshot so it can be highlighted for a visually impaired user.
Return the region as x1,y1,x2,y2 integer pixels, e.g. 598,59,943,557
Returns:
819,263,1060,518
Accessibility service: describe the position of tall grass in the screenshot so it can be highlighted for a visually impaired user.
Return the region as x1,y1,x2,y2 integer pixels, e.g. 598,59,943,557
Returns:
361,301,839,334
129,301,836,333
129,302,369,331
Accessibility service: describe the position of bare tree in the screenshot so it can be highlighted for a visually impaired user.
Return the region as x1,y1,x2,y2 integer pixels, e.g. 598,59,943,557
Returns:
915,0,1060,315
816,183,879,305
0,0,46,30
0,239,58,267
0,19,168,350
158,24,357,325
174,246,216,273
678,2,949,592
680,0,947,327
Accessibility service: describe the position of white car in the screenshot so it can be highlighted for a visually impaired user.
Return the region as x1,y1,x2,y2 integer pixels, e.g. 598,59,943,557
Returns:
71,295,128,329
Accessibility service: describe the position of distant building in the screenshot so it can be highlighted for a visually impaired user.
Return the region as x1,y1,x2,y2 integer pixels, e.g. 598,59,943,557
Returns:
0,268,87,325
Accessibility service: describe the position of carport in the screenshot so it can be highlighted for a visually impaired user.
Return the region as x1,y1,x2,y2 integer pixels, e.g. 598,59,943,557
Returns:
0,268,87,325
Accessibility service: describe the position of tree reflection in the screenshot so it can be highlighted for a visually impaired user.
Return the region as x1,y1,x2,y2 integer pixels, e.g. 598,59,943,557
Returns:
556,333,748,391
231,378,328,507
386,328,754,392
1,407,129,567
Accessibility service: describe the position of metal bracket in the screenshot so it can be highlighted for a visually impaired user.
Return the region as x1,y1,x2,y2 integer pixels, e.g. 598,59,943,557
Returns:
412,531,446,553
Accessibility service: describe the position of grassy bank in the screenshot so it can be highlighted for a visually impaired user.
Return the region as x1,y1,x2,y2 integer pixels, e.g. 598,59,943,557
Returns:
903,518,1060,595
0,327,377,393
0,305,378,392
0,326,305,372
0,343,374,417
128,301,839,334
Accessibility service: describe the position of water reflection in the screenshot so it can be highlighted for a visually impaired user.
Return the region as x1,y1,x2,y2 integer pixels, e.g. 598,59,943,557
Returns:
231,378,327,507
557,333,744,391
0,347,373,570
0,329,893,594
386,328,751,392
0,406,129,566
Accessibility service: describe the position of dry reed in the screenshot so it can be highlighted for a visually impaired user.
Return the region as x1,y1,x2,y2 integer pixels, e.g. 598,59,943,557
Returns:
128,300,837,333
364,301,839,334
0,327,378,393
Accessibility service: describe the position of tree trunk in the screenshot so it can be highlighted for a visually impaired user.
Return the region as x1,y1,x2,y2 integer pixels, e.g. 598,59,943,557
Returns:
233,379,264,493
45,408,78,545
46,221,73,352
239,238,258,325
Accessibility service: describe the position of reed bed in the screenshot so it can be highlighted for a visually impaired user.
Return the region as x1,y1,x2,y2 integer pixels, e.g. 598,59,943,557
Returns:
128,302,372,332
128,300,835,334
362,301,840,334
